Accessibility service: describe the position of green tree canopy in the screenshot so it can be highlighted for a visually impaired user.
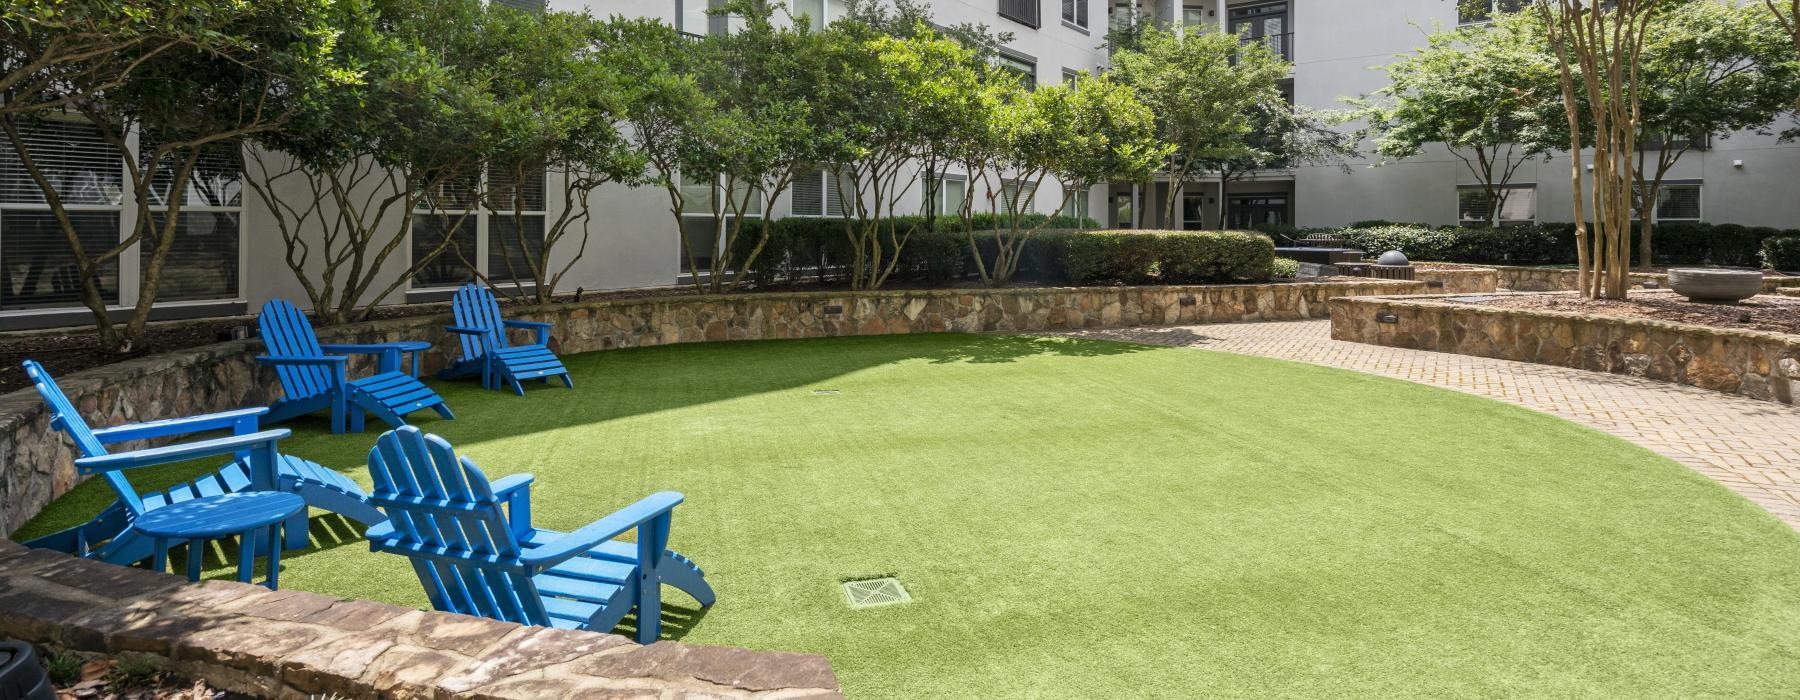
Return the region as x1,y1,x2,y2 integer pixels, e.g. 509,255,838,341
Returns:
1112,28,1289,228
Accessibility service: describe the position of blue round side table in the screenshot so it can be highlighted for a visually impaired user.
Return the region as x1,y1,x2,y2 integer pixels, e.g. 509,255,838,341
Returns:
131,491,306,590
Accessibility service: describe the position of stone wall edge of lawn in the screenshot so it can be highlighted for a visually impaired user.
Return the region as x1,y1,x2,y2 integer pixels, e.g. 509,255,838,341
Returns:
0,539,843,699
1329,291,1800,404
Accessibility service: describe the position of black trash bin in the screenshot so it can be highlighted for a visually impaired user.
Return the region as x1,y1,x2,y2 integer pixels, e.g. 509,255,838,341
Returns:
0,641,55,700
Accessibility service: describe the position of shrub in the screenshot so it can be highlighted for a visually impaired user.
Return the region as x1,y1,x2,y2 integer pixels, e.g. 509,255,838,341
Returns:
1336,224,1576,265
1348,219,1431,229
1762,236,1800,271
1063,230,1276,285
1271,257,1300,279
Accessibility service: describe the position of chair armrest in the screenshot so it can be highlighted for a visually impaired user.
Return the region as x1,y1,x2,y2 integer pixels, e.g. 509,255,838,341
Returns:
318,344,404,374
491,473,535,499
519,491,684,568
503,320,553,345
491,473,536,538
73,429,291,474
91,407,268,444
256,355,349,366
445,326,487,336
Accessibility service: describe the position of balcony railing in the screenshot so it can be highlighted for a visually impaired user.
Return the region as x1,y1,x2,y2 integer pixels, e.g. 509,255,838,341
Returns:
1238,32,1292,62
998,0,1041,28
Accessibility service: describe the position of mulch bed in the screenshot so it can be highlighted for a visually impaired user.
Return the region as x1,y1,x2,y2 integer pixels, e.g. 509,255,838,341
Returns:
1453,292,1800,335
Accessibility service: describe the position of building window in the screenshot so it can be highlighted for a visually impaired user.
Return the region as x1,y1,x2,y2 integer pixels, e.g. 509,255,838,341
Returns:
1061,0,1088,29
791,167,852,217
140,134,243,303
999,0,1040,28
794,0,827,31
1645,182,1702,223
678,173,761,275
485,163,547,285
1062,68,1081,87
924,174,968,216
999,178,1036,214
1457,185,1536,226
679,0,728,37
0,119,124,310
411,170,481,288
1459,0,1524,25
1062,184,1091,221
410,164,545,289
997,52,1037,91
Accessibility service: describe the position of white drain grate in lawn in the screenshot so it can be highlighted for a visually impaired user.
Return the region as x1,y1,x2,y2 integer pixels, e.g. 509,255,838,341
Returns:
842,577,910,608
812,389,841,396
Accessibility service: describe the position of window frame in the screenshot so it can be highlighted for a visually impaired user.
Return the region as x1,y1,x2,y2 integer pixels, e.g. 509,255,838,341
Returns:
0,115,251,315
996,50,1038,91
1643,180,1703,224
407,164,548,291
1458,0,1525,25
1456,183,1537,226
675,171,764,278
1061,0,1088,30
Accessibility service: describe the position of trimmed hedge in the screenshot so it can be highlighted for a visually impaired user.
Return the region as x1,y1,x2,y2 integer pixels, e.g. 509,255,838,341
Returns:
728,217,1281,287
1762,236,1800,272
1064,230,1276,285
1335,222,1800,268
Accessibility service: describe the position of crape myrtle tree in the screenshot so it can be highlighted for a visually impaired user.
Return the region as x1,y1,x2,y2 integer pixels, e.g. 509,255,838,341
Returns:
818,20,992,290
1533,0,1668,300
462,6,644,303
673,0,830,294
0,0,250,117
957,73,1162,286
1628,1,1800,265
1111,28,1289,229
833,0,1013,238
1,0,348,352
1208,97,1358,229
1347,15,1561,227
245,0,497,324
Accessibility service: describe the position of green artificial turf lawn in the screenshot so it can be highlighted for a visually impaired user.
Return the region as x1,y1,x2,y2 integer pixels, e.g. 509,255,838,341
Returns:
17,333,1800,698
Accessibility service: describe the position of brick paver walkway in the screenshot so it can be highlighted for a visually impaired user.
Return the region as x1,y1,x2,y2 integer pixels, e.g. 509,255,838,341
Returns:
1070,320,1800,529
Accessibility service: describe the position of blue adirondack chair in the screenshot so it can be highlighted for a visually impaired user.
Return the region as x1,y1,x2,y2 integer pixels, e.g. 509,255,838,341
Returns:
18,360,386,564
364,427,714,642
439,283,572,395
258,299,454,433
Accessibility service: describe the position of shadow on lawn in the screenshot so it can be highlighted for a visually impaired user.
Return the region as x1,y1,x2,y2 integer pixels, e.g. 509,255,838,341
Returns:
19,335,1158,521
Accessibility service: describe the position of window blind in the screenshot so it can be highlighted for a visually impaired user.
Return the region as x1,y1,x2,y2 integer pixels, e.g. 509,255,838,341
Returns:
0,119,123,206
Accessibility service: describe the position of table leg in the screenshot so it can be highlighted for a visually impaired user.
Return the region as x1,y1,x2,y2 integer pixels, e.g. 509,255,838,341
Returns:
266,522,282,590
238,529,257,584
151,538,168,574
185,539,204,582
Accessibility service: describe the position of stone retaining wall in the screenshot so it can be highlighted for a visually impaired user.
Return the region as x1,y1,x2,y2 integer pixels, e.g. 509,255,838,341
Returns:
1329,292,1800,404
1489,265,1800,294
0,540,841,698
1414,267,1499,295
1,279,1420,539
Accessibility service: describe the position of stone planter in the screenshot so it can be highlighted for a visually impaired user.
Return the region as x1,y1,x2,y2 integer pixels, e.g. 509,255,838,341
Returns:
1669,268,1763,303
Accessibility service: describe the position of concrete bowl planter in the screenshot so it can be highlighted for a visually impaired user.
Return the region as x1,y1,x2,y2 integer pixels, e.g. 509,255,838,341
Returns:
1668,268,1763,303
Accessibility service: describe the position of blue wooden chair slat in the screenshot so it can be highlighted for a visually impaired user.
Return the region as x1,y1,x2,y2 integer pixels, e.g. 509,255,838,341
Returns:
438,284,573,396
258,299,454,433
364,427,713,642
18,360,388,563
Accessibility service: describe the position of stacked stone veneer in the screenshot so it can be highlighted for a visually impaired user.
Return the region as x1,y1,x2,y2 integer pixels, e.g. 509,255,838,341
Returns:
0,280,1419,538
1330,292,1800,404
1490,265,1800,294
0,540,841,698
1414,267,1499,295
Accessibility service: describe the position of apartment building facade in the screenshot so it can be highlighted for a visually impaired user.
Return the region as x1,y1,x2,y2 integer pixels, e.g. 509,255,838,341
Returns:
1,0,1795,329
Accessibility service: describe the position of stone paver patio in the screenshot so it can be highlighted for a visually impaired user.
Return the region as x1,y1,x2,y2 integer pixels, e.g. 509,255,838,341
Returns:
1069,320,1800,529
